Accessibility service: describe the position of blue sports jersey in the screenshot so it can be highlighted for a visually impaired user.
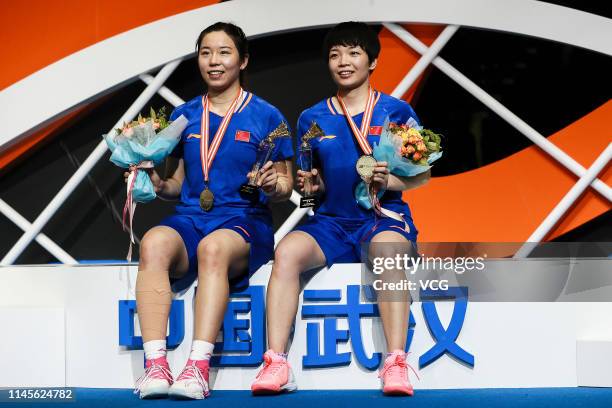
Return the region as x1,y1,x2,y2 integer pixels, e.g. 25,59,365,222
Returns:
169,91,294,215
297,91,420,220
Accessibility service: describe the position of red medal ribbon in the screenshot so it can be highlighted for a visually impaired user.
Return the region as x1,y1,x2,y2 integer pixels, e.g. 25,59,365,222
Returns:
200,88,243,182
338,88,408,232
336,87,376,155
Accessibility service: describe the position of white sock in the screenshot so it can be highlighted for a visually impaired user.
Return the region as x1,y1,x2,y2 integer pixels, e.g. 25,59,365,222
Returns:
274,352,288,360
189,340,214,360
143,340,167,360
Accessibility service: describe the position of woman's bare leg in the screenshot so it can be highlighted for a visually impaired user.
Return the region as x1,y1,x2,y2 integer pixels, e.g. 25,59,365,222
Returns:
266,231,326,353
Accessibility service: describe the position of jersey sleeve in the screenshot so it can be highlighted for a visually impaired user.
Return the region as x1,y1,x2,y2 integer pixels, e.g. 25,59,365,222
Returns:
399,101,422,127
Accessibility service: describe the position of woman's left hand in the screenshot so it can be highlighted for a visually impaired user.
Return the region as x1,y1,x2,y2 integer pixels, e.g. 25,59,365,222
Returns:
371,161,389,192
256,161,277,195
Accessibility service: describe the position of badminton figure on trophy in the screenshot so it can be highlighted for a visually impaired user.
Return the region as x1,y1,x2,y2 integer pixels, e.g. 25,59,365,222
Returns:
298,122,325,208
240,121,291,201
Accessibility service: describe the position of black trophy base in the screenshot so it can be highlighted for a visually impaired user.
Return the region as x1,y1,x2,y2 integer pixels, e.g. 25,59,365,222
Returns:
239,183,259,201
300,196,317,208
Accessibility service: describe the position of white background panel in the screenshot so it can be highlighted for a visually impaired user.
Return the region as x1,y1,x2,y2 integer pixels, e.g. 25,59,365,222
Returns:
1,264,611,389
0,307,65,387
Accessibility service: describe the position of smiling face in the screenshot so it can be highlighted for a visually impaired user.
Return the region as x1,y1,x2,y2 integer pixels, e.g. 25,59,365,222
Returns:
328,44,377,92
198,30,248,92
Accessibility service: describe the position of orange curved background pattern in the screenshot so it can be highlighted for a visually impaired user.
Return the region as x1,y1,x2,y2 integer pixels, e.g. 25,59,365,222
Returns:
0,0,219,91
0,0,218,170
371,24,445,103
0,108,86,174
0,7,609,243
402,101,610,242
371,26,610,242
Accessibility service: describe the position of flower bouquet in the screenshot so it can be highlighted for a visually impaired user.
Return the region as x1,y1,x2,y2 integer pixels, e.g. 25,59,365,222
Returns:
103,107,188,259
355,117,443,210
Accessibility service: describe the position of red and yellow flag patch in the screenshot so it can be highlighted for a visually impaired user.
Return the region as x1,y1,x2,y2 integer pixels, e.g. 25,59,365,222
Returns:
369,126,382,136
235,130,250,142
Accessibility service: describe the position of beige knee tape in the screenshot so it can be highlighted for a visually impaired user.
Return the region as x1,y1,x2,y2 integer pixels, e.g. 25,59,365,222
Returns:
136,271,173,340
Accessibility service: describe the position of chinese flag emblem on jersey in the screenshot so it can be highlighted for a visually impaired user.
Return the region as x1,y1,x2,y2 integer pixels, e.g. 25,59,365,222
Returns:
235,130,250,142
369,126,382,136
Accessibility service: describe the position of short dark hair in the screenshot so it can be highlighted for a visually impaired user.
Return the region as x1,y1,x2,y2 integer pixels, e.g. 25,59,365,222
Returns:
323,22,380,63
195,22,249,85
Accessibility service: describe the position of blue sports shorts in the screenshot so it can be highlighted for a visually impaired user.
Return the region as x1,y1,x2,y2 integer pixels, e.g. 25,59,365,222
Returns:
294,213,417,267
158,212,274,293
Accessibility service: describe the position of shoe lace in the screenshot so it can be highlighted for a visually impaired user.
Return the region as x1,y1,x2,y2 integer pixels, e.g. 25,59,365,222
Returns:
379,353,420,381
176,363,209,392
133,363,173,394
255,354,284,379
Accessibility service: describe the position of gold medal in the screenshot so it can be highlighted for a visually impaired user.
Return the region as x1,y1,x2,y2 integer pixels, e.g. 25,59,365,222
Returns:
198,88,243,212
200,188,214,211
356,155,377,180
337,88,378,180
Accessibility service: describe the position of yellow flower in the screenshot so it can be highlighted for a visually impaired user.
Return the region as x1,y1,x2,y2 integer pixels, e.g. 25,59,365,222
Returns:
408,128,422,139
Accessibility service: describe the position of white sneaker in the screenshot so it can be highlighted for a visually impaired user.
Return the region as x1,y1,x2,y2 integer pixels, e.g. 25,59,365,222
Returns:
168,359,211,399
133,357,173,399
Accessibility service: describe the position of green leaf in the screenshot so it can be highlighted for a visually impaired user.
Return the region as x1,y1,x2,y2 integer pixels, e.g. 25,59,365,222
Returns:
159,117,168,130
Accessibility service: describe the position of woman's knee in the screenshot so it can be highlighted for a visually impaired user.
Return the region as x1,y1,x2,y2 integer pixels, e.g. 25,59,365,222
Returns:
196,237,231,272
369,231,413,259
140,227,182,268
197,236,226,258
272,235,320,278
274,242,299,268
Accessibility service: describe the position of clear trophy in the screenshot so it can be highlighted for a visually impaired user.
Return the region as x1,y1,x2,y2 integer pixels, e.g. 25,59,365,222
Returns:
299,122,324,208
239,122,290,200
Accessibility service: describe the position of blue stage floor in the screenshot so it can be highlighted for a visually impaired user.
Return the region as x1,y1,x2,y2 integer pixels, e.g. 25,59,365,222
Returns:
2,388,611,408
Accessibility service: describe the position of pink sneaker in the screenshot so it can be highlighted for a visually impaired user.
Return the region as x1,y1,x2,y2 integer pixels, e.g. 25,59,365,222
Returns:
251,350,297,395
168,359,210,399
133,356,173,399
379,350,419,396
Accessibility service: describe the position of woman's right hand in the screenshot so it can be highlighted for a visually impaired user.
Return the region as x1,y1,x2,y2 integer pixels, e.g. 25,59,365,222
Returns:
297,168,324,195
146,168,165,194
124,166,164,194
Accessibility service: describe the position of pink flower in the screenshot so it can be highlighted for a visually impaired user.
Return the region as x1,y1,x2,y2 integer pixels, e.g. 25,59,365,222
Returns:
122,127,134,137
